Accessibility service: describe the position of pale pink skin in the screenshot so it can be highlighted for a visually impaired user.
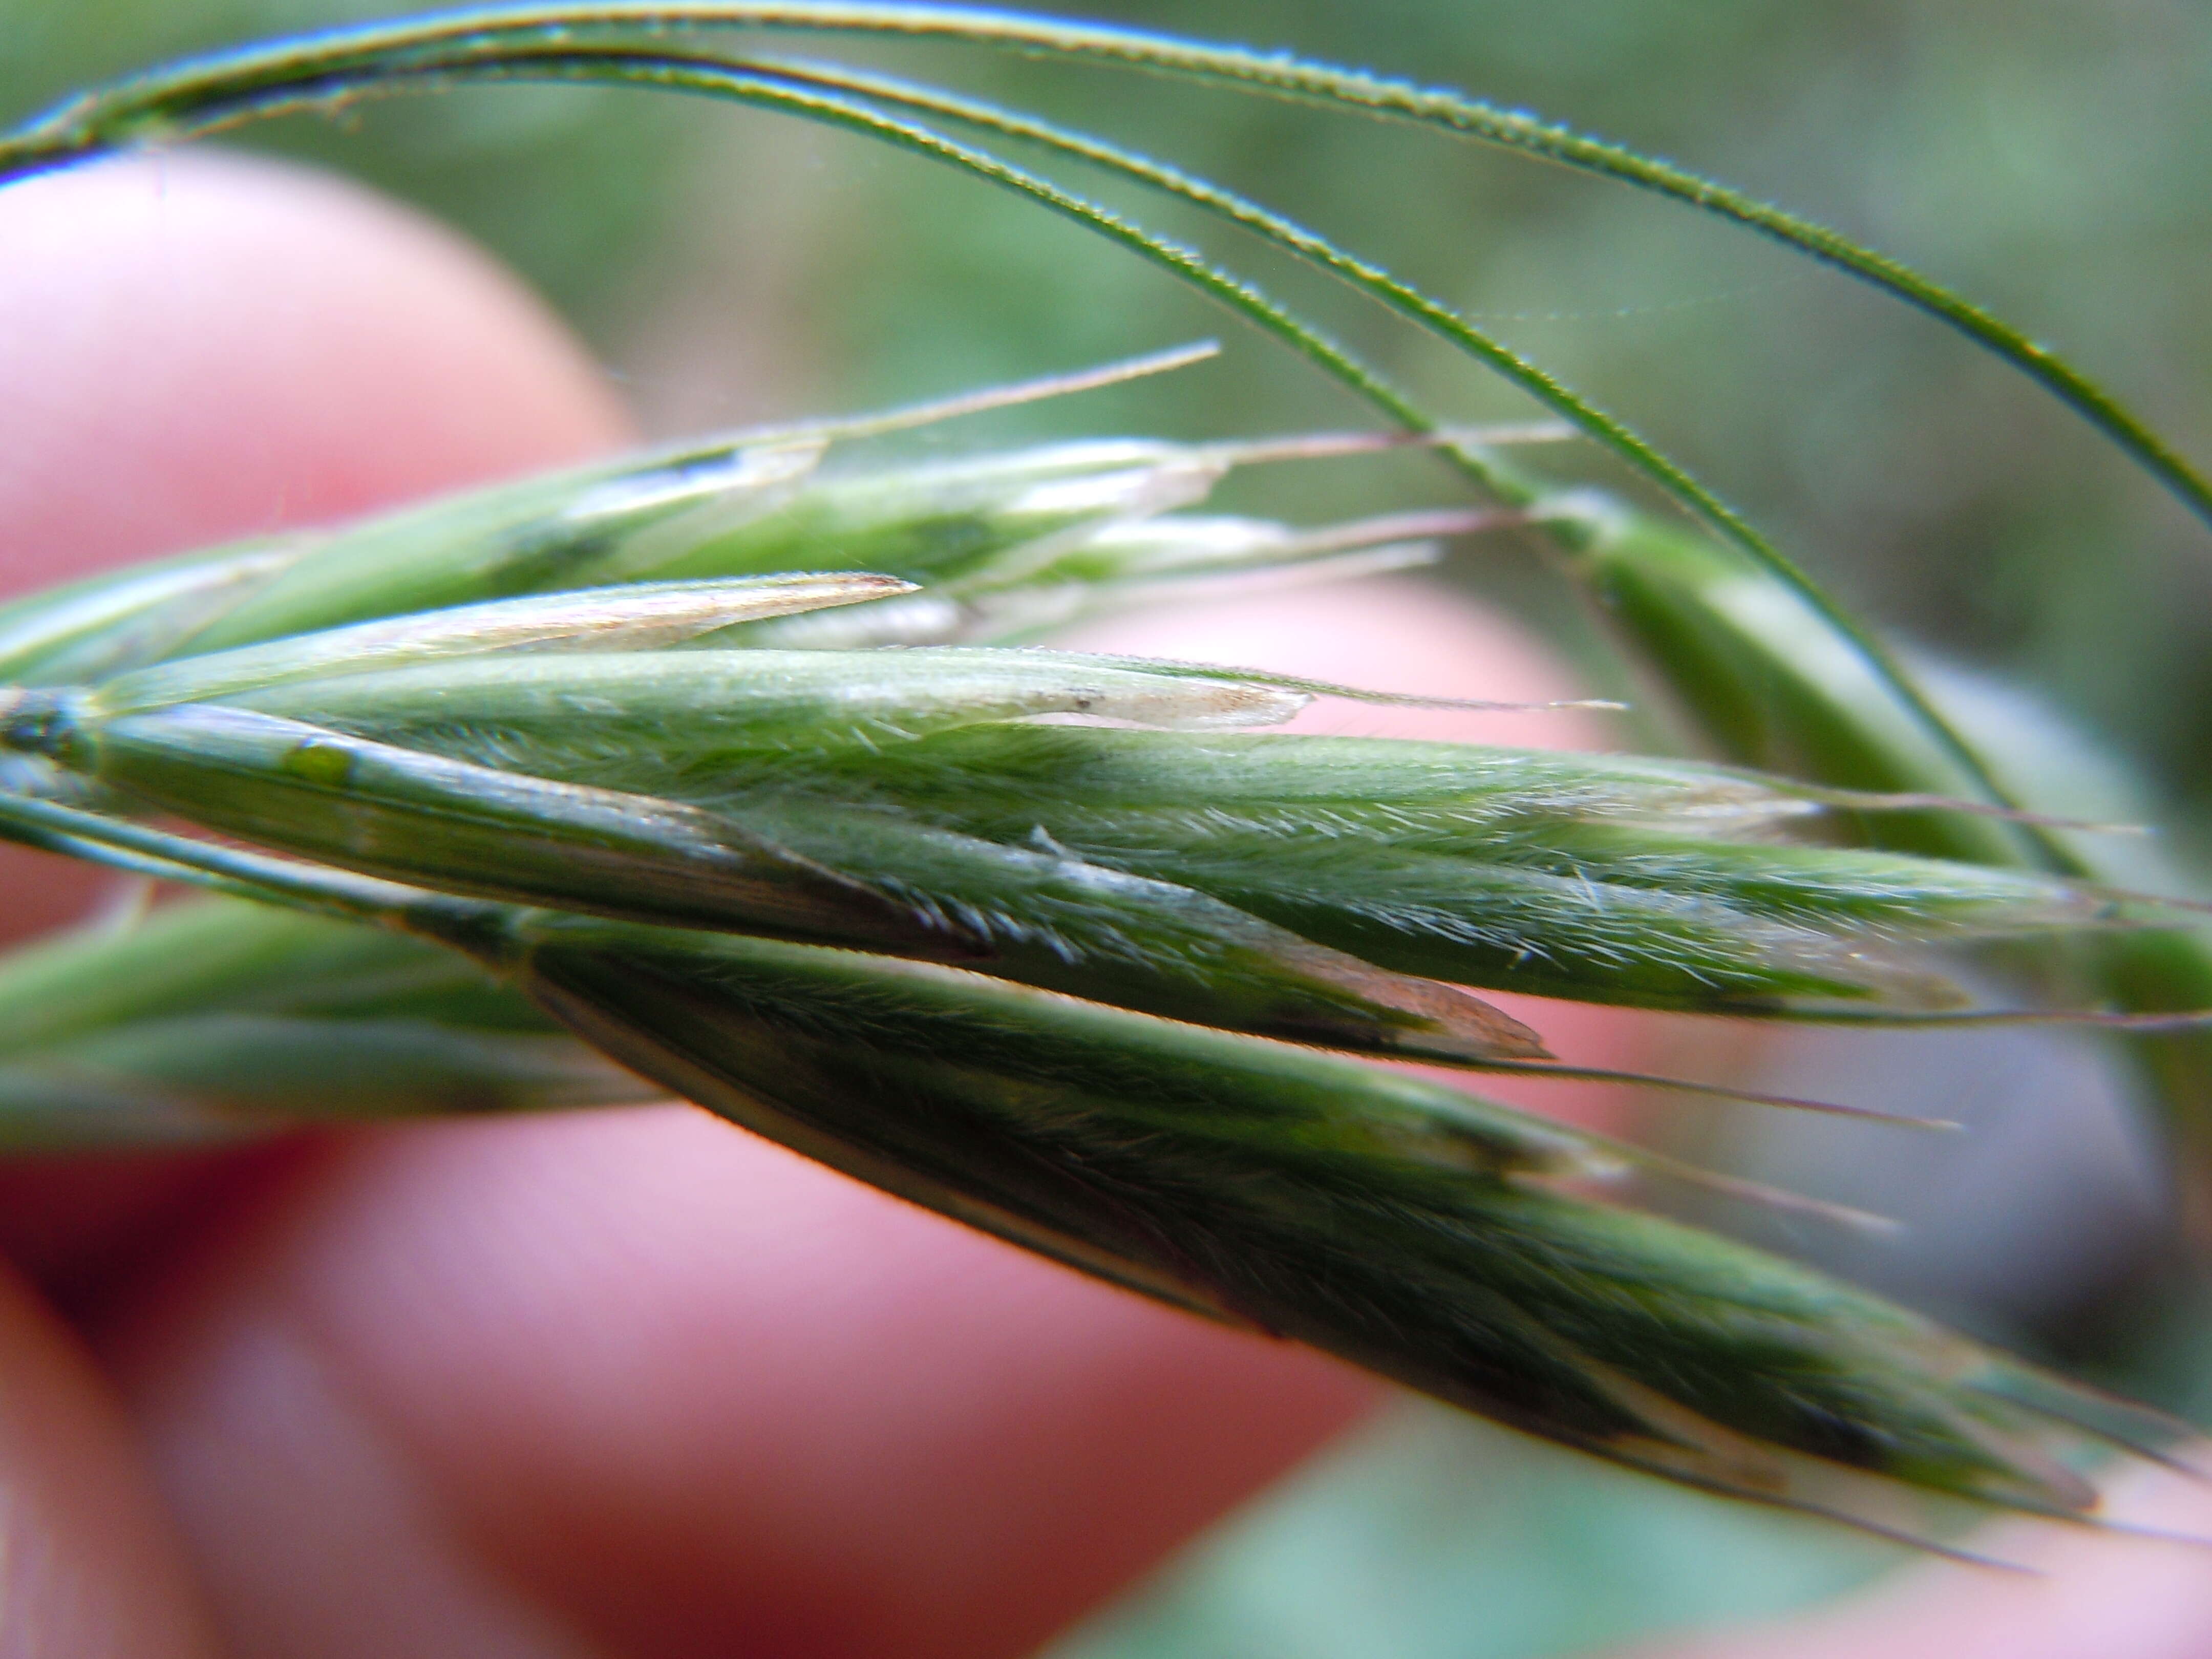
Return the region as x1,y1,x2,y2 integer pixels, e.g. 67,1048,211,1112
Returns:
0,152,2204,1658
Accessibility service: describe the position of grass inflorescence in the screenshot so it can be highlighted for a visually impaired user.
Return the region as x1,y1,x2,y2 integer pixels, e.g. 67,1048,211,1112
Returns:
1,3,2208,1550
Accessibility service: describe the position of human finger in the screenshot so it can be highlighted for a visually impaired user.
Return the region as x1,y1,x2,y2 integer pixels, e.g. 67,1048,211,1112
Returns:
0,146,625,1287
0,1251,222,1655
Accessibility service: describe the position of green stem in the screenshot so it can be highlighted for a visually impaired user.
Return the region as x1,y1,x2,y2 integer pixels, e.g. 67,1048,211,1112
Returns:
6,3,2203,533
0,790,497,945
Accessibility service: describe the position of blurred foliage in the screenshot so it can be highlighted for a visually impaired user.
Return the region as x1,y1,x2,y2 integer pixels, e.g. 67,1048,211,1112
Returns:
4,2,2209,1652
1045,1400,1898,1659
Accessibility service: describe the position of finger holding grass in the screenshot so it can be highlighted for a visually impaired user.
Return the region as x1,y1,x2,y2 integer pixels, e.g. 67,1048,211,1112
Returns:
2,13,2209,1653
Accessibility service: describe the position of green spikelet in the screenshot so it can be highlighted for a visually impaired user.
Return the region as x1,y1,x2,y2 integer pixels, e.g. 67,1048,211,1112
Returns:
475,908,2204,1538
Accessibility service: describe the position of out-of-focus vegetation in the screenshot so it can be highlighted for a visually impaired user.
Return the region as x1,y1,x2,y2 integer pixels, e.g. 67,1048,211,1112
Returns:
4,3,2207,1653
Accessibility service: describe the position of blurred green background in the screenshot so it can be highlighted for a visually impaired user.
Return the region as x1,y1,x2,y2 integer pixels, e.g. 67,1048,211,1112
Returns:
5,2,2209,1652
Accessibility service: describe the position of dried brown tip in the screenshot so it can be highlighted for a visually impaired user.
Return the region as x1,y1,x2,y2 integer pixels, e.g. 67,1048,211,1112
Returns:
1380,972,1554,1061
1476,1060,1964,1130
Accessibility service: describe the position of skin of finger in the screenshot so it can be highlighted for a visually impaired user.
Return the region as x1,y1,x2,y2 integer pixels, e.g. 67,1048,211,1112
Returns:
0,151,1377,1656
0,1256,222,1658
1615,1462,2212,1659
108,1109,1374,1659
0,149,626,947
0,143,626,1656
0,147,626,1287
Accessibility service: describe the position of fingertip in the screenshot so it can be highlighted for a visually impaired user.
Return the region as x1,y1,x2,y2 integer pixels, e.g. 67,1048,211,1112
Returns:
0,148,629,943
0,1258,221,1656
0,147,627,598
106,1108,1376,1659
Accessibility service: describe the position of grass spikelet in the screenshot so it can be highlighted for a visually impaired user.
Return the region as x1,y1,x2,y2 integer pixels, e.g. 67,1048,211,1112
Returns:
171,437,836,654
479,909,2209,1536
6,700,951,948
243,697,2160,1016
82,573,917,711
0,540,304,687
